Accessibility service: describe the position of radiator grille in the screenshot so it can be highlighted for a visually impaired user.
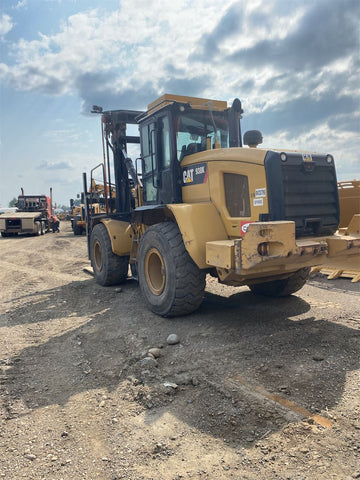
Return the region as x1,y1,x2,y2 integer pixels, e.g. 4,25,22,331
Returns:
265,152,339,237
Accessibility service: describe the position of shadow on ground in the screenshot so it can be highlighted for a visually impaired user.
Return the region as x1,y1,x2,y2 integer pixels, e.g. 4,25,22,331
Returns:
1,276,359,448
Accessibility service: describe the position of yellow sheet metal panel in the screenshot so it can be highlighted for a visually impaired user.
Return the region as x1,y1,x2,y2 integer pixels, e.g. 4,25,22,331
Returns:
346,214,360,235
167,203,228,269
338,180,360,228
101,219,133,256
181,171,211,203
180,147,267,167
325,234,360,258
207,159,268,238
206,240,234,269
180,148,269,238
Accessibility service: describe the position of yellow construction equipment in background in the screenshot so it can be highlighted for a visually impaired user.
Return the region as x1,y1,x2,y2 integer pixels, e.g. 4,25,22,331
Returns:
311,180,360,282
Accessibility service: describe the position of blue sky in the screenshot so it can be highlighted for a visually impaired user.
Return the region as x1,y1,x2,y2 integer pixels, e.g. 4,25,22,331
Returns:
0,0,359,207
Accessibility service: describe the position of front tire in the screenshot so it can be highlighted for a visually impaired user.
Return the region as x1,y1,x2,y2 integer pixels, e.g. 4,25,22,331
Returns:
90,223,129,286
138,222,206,317
249,267,311,297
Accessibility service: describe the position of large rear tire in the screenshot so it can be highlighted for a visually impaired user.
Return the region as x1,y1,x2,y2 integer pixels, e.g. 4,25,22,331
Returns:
138,222,206,317
90,223,129,286
249,267,311,297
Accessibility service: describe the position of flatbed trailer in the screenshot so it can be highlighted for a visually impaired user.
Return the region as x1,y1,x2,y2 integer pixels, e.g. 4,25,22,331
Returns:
0,211,47,236
0,191,53,237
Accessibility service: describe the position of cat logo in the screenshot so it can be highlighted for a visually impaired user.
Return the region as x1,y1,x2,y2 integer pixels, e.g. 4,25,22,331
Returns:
182,163,207,186
302,153,313,162
183,168,194,183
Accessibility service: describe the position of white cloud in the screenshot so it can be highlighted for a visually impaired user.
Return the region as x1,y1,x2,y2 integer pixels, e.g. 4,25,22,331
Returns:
0,2,228,98
14,0,27,10
0,0,359,186
0,14,13,37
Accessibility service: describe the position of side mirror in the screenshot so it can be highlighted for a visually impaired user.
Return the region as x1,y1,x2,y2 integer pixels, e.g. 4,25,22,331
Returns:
229,98,243,147
243,130,263,148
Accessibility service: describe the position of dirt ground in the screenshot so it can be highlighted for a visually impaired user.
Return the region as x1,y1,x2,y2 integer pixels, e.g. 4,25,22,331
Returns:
0,222,359,480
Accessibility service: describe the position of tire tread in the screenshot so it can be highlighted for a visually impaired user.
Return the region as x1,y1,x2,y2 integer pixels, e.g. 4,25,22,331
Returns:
90,223,128,286
139,222,205,317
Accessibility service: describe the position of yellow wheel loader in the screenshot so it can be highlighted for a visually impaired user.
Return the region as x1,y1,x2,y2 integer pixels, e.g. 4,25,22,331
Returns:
84,94,360,316
70,179,112,235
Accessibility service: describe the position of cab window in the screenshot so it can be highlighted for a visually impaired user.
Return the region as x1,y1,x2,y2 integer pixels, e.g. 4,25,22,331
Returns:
140,122,157,203
224,173,250,217
175,110,229,161
160,116,171,168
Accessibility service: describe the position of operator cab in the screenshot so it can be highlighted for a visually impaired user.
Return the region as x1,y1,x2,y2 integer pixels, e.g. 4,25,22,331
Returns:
137,94,243,206
93,94,244,217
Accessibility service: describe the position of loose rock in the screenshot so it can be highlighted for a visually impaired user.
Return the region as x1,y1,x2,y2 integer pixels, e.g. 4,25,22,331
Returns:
140,357,158,368
148,347,161,358
174,372,192,385
25,453,36,461
164,382,178,389
312,355,325,361
167,334,180,345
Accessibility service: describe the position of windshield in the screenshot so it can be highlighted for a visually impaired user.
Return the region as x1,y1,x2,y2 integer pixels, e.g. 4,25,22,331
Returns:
175,110,229,161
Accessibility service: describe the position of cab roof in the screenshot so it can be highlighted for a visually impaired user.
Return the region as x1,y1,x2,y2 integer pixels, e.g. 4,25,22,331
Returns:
146,94,228,116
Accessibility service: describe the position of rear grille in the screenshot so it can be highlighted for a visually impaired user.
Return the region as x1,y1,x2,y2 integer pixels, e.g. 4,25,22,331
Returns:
265,152,339,237
5,218,21,233
6,218,21,228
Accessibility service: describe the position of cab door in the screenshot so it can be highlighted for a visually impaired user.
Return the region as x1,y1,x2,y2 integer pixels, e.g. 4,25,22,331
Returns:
140,113,181,205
